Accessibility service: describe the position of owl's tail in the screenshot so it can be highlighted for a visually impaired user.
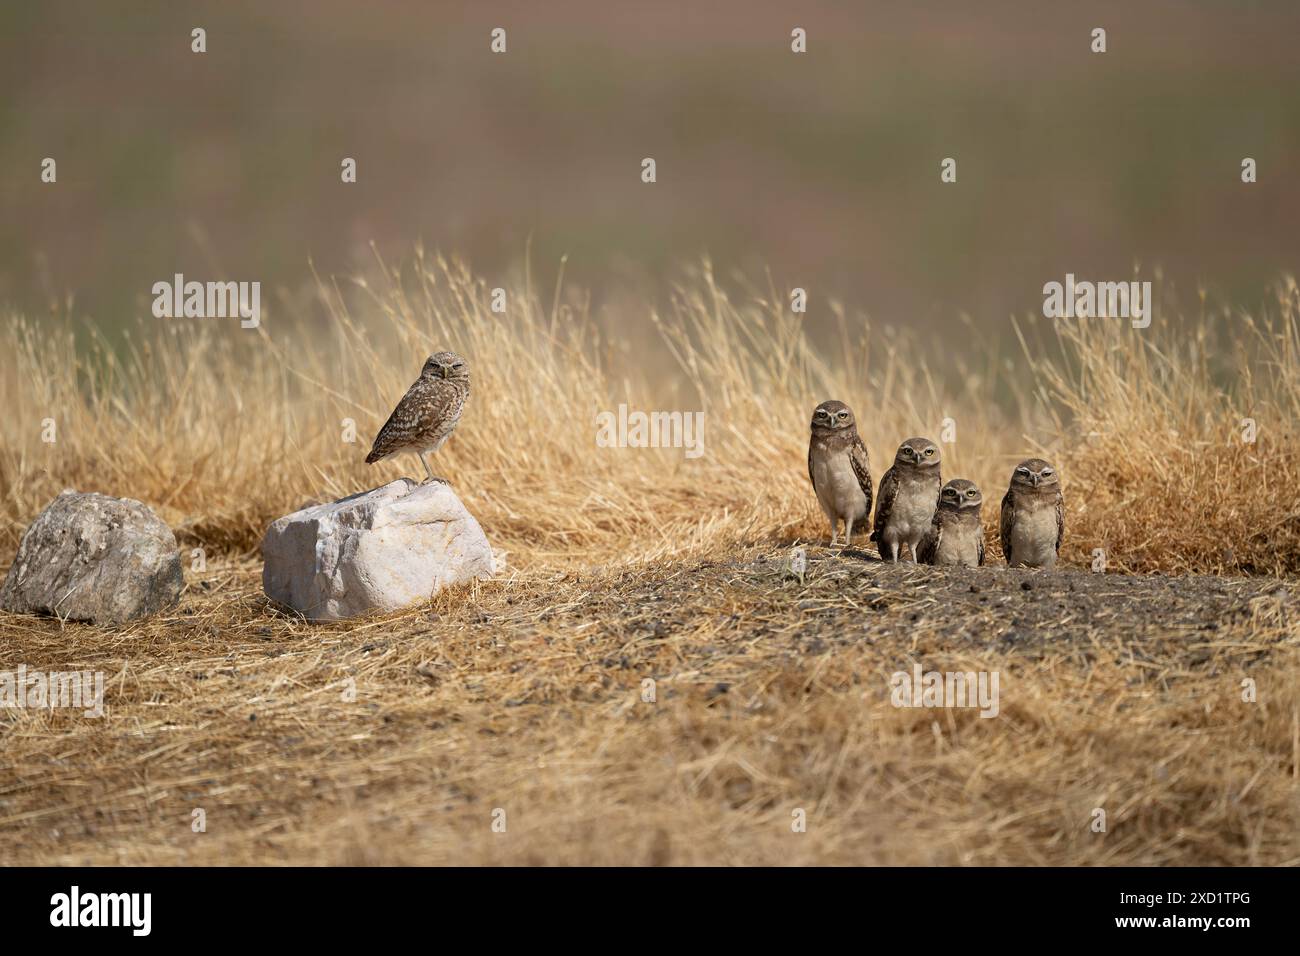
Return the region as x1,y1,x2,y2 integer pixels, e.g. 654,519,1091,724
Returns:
364,446,384,465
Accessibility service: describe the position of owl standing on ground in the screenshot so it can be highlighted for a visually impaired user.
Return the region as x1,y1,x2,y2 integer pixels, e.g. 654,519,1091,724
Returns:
871,438,942,562
999,458,1064,568
917,478,985,568
807,400,873,547
365,350,470,484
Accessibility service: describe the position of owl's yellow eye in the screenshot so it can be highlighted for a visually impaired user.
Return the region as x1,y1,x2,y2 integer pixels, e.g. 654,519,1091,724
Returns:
924,448,934,456
967,490,977,497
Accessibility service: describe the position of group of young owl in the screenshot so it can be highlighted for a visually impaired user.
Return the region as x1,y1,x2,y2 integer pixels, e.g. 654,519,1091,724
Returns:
807,400,1064,568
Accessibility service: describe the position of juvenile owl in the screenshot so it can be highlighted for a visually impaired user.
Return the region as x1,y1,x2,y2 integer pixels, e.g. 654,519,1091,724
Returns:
917,478,985,568
365,350,470,484
807,400,873,547
871,438,942,562
999,458,1064,568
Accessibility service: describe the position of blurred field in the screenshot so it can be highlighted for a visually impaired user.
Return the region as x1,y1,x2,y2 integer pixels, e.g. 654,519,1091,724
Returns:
3,0,1299,341
0,255,1298,864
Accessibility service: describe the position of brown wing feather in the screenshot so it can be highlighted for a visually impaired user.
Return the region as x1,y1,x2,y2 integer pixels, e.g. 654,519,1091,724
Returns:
849,436,873,519
978,529,987,566
999,488,1016,564
916,513,941,564
367,383,425,462
871,467,900,543
1054,489,1064,554
366,379,461,463
807,442,815,489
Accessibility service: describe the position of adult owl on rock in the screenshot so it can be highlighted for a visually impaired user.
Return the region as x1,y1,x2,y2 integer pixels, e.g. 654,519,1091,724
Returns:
366,351,470,485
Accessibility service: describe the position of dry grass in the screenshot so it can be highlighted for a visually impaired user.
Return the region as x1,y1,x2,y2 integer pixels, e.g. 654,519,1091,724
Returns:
1,253,1298,865
4,253,1299,573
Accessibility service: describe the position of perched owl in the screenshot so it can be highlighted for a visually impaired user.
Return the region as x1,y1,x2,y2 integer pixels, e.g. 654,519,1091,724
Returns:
871,438,942,562
917,478,985,568
999,458,1064,568
365,351,470,484
807,400,873,547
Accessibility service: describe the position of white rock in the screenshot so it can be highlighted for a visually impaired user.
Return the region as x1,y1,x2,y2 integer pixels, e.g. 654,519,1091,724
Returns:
261,479,494,621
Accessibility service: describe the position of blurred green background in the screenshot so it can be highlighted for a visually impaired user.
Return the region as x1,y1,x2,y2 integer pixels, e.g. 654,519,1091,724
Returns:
2,0,1298,337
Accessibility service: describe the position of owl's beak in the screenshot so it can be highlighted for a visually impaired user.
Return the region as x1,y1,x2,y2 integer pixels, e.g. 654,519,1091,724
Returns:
439,365,449,379
1030,474,1040,487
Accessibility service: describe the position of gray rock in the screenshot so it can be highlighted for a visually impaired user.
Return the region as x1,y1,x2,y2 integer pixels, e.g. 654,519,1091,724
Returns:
261,478,495,621
1,491,183,624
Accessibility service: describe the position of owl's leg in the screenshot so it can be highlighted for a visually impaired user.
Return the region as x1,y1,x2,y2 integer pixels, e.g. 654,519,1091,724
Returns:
418,453,449,486
885,538,899,562
844,517,854,548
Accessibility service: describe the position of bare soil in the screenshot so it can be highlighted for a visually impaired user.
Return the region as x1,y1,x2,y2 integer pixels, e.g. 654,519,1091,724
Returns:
2,549,1296,866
